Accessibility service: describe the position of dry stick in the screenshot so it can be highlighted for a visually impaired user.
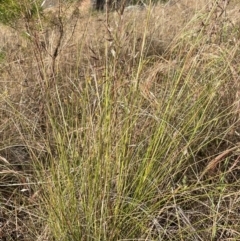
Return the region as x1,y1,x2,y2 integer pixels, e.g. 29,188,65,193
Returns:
199,143,240,179
119,0,128,16
0,155,9,164
51,4,64,78
24,18,45,82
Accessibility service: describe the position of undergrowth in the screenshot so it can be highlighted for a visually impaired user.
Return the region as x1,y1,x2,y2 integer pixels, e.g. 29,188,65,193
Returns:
0,0,240,240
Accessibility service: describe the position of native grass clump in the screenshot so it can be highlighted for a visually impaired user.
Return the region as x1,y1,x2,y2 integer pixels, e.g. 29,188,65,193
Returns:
0,0,240,240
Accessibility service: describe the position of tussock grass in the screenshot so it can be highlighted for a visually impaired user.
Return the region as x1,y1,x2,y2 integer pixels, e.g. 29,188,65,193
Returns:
1,0,240,240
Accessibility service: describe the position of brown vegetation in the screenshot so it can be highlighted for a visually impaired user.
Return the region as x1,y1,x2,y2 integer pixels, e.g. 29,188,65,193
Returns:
1,0,240,240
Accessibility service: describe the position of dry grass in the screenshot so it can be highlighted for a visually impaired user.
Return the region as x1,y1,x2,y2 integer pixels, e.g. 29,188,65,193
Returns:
1,0,240,240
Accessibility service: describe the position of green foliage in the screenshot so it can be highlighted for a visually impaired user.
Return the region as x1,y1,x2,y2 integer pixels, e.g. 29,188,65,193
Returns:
0,0,42,27
0,0,21,25
0,50,6,62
